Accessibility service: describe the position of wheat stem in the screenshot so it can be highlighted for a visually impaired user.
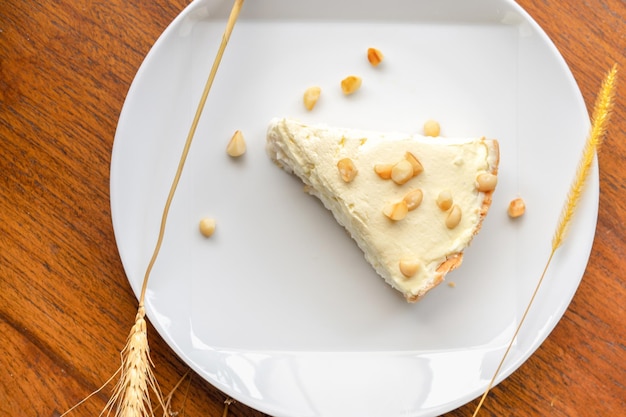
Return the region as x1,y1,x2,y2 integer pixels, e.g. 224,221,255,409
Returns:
471,252,554,416
472,64,618,416
222,398,235,417
139,0,245,303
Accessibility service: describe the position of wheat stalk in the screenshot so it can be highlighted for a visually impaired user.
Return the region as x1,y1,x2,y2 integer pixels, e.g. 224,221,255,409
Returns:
63,1,245,415
472,64,618,416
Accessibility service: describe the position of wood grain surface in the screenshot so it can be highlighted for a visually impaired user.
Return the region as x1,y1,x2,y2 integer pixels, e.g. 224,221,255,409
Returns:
1,0,624,415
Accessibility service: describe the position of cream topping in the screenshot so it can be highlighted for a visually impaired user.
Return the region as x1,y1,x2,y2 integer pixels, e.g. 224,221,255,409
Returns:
266,118,499,299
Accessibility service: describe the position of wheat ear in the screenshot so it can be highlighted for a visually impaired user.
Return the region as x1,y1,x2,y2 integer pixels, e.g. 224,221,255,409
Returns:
552,63,618,250
472,64,618,417
102,306,163,417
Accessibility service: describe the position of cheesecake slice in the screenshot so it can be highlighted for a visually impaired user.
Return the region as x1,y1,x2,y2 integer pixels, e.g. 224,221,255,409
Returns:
266,118,499,302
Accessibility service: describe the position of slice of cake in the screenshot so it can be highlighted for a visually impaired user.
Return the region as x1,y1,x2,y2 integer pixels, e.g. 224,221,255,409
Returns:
266,118,499,302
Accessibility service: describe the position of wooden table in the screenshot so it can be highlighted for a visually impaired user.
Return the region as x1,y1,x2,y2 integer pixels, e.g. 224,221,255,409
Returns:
1,0,624,415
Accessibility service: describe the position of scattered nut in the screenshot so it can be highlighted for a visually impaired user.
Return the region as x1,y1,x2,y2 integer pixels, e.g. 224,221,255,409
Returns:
376,153,423,183
367,47,384,67
374,163,393,179
403,189,423,211
436,190,453,211
508,197,526,218
476,172,498,192
340,75,362,95
399,259,420,278
404,151,424,177
383,201,409,221
303,86,321,111
391,159,414,185
226,130,246,157
423,119,441,137
445,204,462,229
199,217,216,238
337,158,358,183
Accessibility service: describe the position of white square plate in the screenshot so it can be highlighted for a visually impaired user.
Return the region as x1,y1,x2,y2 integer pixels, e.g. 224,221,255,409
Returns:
111,0,596,415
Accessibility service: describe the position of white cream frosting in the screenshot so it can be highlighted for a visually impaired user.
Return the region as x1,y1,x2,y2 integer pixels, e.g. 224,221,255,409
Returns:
266,118,499,300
